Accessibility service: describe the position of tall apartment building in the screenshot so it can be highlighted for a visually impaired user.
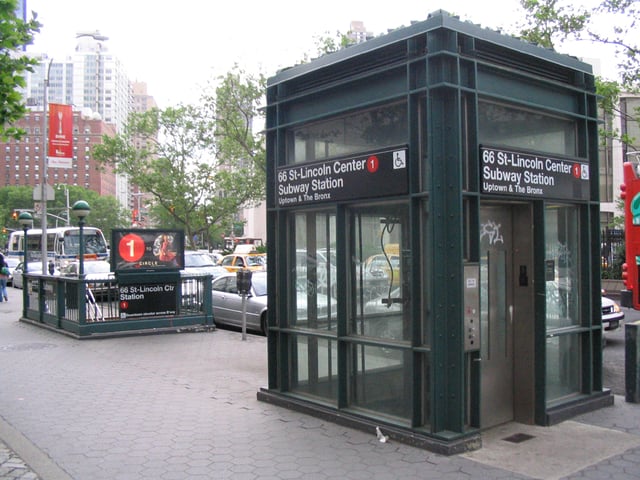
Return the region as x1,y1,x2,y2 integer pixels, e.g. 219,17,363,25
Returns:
128,82,158,226
348,21,373,44
24,34,132,132
131,81,157,114
17,34,159,212
1,110,117,195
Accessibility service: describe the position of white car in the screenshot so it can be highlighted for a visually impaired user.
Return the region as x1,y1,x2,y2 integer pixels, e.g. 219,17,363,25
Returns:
12,261,61,289
4,257,20,286
181,251,226,278
602,296,624,331
61,260,116,297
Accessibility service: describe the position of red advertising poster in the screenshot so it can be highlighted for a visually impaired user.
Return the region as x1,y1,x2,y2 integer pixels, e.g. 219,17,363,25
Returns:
48,103,73,168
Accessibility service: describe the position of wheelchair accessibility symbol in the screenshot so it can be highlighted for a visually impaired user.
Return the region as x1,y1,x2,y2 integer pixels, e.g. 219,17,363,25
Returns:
393,150,406,169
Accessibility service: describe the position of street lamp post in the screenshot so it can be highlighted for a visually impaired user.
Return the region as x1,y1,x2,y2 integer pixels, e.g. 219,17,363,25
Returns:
18,212,34,272
40,58,53,275
18,212,33,318
71,200,91,279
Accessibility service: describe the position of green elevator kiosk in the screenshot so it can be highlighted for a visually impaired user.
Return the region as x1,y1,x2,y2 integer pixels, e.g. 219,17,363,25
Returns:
258,10,611,454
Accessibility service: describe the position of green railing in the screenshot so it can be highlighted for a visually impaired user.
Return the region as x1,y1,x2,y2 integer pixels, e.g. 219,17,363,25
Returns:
21,273,214,338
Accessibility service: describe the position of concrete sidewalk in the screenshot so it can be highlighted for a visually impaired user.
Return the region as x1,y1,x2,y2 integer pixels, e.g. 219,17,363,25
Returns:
1,290,640,480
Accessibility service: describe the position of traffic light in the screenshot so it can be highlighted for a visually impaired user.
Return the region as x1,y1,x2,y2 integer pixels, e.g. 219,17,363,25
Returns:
12,210,18,221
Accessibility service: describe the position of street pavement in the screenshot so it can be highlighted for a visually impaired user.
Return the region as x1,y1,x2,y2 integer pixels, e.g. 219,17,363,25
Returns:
1,289,640,479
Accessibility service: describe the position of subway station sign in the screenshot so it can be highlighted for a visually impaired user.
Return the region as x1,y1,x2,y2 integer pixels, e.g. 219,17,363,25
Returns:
118,282,178,319
277,149,408,207
480,146,590,200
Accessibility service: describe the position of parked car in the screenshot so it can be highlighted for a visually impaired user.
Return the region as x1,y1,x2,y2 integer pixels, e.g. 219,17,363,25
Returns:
182,251,226,278
60,260,115,297
219,253,266,273
295,249,336,297
211,271,269,334
211,271,337,335
12,261,61,289
363,251,401,288
602,295,624,331
5,256,20,286
204,250,223,265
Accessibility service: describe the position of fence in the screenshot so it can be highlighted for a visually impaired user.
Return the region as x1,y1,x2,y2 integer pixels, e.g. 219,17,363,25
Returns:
21,272,214,338
601,228,624,277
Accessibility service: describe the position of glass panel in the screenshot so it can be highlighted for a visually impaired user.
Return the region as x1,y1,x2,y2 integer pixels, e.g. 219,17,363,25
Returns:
545,205,580,329
478,101,577,157
291,212,337,331
288,103,408,164
289,335,338,405
350,204,410,342
546,334,581,402
348,343,412,421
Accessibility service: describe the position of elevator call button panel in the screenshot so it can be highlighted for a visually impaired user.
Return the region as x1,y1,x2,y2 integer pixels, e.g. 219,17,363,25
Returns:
463,264,480,351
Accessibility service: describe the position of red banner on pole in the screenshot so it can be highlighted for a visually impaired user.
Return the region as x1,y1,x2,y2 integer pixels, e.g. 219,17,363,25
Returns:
48,103,73,168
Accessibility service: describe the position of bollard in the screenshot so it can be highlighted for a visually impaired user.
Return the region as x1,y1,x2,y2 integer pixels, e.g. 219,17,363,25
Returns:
625,320,640,403
621,289,633,308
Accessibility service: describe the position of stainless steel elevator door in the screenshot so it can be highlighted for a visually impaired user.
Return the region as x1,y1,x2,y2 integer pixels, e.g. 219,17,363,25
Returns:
479,205,514,428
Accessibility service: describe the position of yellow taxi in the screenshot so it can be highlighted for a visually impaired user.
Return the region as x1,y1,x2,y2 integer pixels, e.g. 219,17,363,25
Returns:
364,244,400,288
219,253,267,272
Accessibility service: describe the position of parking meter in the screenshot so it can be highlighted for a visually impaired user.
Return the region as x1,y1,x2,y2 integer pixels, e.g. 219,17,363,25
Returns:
236,269,252,295
236,269,252,340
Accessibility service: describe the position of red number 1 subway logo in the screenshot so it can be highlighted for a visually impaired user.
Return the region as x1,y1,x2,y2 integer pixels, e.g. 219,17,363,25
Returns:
367,155,379,173
119,233,145,263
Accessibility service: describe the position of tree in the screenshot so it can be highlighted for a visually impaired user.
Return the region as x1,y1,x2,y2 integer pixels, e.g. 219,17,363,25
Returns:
517,0,640,152
93,65,266,249
518,0,639,88
0,0,41,141
313,31,356,56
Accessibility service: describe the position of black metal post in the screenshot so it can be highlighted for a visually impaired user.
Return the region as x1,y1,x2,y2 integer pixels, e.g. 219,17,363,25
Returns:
79,217,85,279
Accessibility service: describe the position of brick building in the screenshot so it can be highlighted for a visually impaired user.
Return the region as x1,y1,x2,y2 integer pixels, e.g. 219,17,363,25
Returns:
1,110,116,196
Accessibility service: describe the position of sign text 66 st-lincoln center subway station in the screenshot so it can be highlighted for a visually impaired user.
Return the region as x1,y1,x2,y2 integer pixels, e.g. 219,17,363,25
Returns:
277,149,408,206
480,146,590,200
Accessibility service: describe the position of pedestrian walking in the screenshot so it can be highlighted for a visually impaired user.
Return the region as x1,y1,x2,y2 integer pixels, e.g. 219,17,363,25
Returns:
0,253,9,302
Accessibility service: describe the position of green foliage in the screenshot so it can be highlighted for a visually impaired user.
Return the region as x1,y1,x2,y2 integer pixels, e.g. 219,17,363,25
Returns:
93,65,266,250
518,0,639,152
313,31,355,56
518,0,639,89
519,0,590,49
0,0,41,141
589,0,640,88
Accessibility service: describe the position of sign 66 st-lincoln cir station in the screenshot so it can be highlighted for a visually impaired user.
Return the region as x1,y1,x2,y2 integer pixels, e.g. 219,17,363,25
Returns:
480,146,590,201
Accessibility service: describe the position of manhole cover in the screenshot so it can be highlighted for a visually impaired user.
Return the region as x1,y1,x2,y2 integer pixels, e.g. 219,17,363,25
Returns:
0,343,57,352
503,433,535,443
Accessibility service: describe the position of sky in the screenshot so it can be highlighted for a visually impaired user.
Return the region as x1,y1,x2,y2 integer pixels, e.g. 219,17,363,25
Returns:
24,0,617,109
